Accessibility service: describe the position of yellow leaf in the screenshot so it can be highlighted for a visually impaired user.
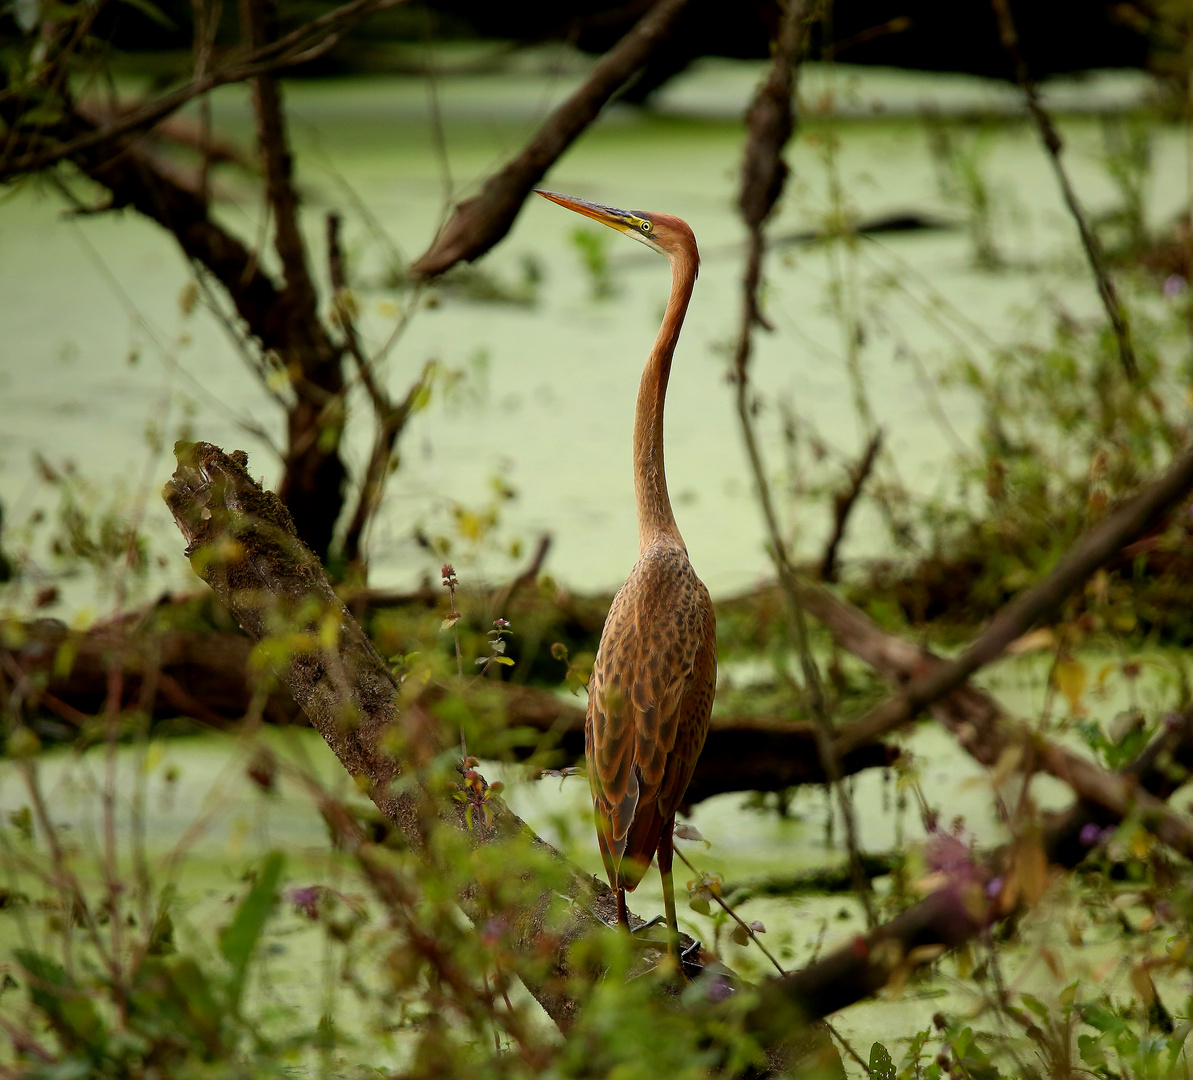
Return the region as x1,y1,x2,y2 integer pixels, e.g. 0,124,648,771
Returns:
1130,964,1156,1006
141,742,164,775
1007,627,1055,655
227,817,247,856
456,510,482,542
319,612,342,651
1054,658,1087,714
1015,838,1049,906
990,745,1024,788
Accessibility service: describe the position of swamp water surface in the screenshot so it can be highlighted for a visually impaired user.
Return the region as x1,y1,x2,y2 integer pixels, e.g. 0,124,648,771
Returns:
0,649,1186,1072
1,61,1190,602
1,59,1192,1072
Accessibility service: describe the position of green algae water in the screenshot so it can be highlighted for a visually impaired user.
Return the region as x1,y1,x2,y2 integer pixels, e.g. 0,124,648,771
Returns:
1,61,1189,612
2,58,1192,1074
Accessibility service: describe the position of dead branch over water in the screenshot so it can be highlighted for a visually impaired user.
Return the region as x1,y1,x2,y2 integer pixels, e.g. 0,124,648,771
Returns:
831,438,1193,757
410,0,695,277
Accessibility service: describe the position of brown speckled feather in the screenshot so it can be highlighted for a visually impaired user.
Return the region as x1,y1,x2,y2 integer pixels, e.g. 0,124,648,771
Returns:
586,541,717,891
536,192,712,917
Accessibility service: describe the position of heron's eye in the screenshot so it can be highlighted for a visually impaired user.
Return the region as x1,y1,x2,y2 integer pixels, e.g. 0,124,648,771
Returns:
640,220,652,233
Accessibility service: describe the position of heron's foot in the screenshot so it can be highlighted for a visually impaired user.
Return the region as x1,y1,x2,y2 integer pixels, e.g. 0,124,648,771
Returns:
677,938,705,982
631,915,664,934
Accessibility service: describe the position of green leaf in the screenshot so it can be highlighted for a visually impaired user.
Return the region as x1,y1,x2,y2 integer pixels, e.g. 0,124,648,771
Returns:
218,851,284,1012
166,955,222,1049
492,655,515,666
1021,993,1049,1020
870,1042,896,1080
14,949,107,1058
1078,1034,1107,1069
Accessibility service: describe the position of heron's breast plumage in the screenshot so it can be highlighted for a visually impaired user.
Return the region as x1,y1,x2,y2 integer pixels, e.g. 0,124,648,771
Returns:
585,542,716,890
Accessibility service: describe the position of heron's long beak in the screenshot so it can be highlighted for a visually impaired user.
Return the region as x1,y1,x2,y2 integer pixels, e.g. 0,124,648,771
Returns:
536,189,635,231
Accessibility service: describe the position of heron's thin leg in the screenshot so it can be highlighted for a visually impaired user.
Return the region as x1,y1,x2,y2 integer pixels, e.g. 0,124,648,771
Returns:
616,886,629,931
657,818,681,967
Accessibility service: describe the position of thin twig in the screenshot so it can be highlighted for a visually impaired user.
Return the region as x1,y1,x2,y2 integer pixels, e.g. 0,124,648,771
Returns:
823,1020,873,1075
989,0,1137,382
820,428,883,583
489,533,552,617
0,0,413,178
729,0,877,929
674,846,787,976
326,212,433,572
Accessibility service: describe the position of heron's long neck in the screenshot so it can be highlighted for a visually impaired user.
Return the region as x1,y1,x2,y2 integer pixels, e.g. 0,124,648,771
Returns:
634,247,697,551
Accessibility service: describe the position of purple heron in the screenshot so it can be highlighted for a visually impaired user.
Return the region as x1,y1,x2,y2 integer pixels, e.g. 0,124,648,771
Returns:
537,190,717,966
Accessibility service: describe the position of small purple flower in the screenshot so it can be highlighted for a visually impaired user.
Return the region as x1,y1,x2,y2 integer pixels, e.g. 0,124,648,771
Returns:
706,975,733,1003
1080,823,1102,846
288,885,321,920
481,916,507,945
1164,274,1188,299
986,877,1003,898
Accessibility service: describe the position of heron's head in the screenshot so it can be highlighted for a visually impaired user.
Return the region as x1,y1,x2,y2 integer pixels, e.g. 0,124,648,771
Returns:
536,189,698,268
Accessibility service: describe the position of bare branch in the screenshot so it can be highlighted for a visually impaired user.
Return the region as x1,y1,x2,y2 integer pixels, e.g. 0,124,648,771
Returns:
989,0,1137,382
833,438,1193,757
243,0,318,311
410,0,695,277
4,618,897,806
0,0,411,180
729,0,879,928
489,533,553,618
330,212,433,571
819,429,882,584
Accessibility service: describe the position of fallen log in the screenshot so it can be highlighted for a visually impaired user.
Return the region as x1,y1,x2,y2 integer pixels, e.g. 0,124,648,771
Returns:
1,617,897,805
